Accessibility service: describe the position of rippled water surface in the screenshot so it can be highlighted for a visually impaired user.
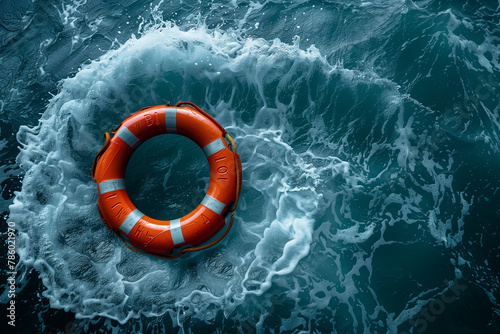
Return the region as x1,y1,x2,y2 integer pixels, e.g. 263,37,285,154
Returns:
1,0,499,333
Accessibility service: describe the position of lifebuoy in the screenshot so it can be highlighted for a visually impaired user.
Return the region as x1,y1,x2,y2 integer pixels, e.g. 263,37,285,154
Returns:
92,102,242,258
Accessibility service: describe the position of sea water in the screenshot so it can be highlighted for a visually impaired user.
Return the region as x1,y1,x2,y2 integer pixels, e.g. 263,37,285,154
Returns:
1,0,499,333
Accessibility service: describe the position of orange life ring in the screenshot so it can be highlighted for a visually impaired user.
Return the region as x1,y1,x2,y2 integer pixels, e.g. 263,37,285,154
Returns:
92,102,242,258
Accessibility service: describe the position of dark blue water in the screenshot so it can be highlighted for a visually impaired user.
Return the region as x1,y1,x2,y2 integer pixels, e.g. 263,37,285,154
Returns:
1,0,499,333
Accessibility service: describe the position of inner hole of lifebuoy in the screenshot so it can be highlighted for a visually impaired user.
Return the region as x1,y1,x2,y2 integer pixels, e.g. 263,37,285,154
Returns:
125,134,209,220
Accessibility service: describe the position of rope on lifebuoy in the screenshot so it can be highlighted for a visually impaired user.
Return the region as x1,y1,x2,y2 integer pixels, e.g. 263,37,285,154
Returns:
92,132,110,180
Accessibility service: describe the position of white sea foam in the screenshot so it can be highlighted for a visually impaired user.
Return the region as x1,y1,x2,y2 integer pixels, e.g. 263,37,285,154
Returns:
8,23,335,325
